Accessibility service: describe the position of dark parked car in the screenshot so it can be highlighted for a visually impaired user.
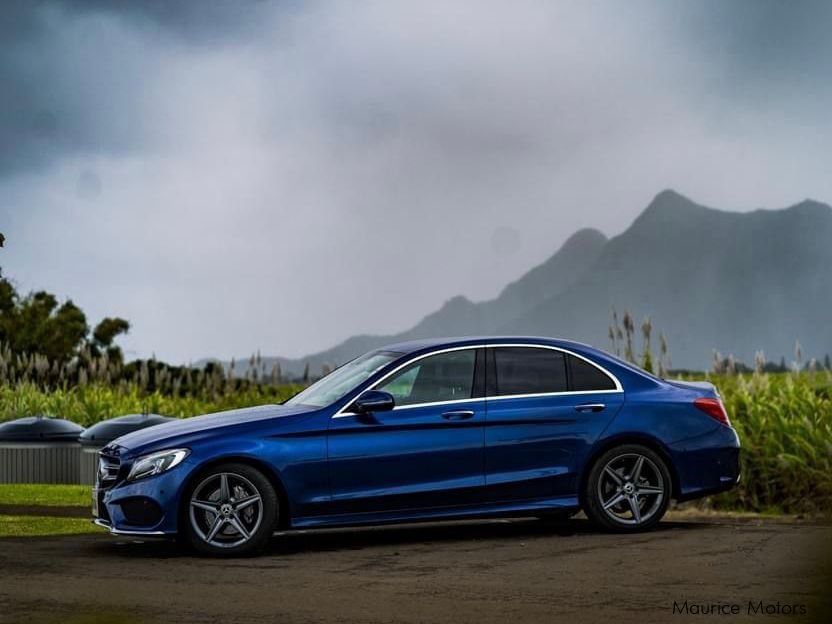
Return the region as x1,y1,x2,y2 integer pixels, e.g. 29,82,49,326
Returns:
93,337,740,555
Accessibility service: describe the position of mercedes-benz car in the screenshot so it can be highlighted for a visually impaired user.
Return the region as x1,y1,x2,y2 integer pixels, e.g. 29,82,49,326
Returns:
93,337,740,555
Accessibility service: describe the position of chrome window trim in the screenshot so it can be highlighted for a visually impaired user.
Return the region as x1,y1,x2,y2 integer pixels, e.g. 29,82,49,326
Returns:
332,343,623,418
487,388,621,401
486,343,623,396
386,396,485,411
337,396,484,418
333,345,484,418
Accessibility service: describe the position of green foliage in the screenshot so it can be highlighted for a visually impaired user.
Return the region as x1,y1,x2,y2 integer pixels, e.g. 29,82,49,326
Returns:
0,268,128,364
610,309,667,373
639,317,654,373
0,275,14,313
92,318,130,347
641,349,654,374
90,317,131,363
678,370,832,514
0,291,89,363
0,381,302,427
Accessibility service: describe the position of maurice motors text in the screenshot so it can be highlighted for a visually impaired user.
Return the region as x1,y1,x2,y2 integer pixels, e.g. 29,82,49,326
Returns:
672,601,808,616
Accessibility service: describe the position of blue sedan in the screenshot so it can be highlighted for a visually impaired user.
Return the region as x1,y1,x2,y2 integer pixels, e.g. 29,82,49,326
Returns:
93,337,741,555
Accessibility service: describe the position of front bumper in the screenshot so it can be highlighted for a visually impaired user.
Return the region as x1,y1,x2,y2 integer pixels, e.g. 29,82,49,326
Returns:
92,517,169,537
93,459,191,536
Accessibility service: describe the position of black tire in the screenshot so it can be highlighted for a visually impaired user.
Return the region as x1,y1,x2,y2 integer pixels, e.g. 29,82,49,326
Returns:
183,462,278,556
583,444,671,532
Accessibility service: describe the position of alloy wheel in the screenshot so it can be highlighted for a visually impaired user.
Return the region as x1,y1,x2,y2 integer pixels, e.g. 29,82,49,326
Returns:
596,452,665,526
189,472,264,549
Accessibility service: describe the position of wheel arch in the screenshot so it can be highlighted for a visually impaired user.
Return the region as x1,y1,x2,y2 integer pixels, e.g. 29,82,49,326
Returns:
177,455,291,532
579,434,681,503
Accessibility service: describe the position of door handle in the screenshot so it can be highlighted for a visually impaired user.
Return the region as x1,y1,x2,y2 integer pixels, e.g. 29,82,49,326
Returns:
441,410,475,420
575,403,606,413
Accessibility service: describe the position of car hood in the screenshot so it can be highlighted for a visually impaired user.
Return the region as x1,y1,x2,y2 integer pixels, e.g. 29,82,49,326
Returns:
111,403,316,452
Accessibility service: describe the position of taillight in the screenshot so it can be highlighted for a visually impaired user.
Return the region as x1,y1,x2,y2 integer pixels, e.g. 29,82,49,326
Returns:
694,397,731,426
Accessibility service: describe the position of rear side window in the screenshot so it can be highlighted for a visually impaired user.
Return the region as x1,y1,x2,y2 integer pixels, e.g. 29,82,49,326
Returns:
567,354,616,391
493,347,567,396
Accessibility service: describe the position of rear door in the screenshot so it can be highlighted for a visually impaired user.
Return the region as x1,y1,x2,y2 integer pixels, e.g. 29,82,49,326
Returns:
483,345,624,502
327,347,487,515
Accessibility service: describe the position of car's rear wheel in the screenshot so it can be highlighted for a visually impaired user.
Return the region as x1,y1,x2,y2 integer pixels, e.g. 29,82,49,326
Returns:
583,444,671,532
184,463,278,556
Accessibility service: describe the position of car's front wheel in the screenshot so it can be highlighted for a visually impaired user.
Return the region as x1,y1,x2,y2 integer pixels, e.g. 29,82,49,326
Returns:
184,462,278,556
583,444,671,532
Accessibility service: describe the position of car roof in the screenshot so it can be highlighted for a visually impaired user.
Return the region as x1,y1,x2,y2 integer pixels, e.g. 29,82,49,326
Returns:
382,336,593,355
377,336,661,393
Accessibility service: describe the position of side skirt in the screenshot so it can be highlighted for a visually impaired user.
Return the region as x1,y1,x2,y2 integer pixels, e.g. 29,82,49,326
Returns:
290,496,581,530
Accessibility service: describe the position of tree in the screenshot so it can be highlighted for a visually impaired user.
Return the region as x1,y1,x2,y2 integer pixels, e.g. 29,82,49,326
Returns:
2,291,88,363
0,271,15,315
92,317,130,362
0,266,128,364
93,317,130,347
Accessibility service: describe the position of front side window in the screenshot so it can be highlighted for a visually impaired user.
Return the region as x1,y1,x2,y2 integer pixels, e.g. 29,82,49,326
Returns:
493,347,567,396
377,349,476,407
285,351,399,408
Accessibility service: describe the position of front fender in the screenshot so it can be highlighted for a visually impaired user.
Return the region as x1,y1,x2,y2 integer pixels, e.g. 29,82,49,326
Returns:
179,431,329,524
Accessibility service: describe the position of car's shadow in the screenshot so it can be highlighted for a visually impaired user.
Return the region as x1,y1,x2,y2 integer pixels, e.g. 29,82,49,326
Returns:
91,516,712,559
266,517,709,555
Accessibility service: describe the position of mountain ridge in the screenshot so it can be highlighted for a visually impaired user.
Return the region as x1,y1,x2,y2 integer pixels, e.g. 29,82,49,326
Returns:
205,190,832,376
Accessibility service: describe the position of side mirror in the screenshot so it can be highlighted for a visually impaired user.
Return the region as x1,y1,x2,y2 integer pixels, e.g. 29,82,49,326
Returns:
353,390,395,414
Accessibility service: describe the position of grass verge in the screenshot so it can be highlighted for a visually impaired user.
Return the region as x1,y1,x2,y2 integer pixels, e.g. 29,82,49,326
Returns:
0,484,91,507
0,514,100,537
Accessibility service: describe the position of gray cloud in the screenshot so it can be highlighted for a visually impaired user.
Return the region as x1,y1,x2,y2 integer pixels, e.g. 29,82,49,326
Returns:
1,0,830,363
0,0,276,177
655,0,832,114
670,0,832,74
1,2,147,176
14,0,269,40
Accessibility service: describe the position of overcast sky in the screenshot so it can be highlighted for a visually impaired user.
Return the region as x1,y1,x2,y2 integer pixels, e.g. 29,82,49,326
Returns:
1,0,830,363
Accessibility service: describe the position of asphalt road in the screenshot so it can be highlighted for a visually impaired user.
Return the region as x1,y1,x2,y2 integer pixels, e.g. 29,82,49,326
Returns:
1,513,830,624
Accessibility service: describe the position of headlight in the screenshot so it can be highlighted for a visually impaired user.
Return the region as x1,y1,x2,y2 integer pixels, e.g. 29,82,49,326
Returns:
127,448,189,482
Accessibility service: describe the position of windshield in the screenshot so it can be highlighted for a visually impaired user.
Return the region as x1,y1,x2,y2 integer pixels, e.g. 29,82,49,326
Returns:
284,351,400,408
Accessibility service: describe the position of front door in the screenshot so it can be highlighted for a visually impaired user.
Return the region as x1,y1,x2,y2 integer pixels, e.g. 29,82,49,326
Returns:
327,347,486,516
